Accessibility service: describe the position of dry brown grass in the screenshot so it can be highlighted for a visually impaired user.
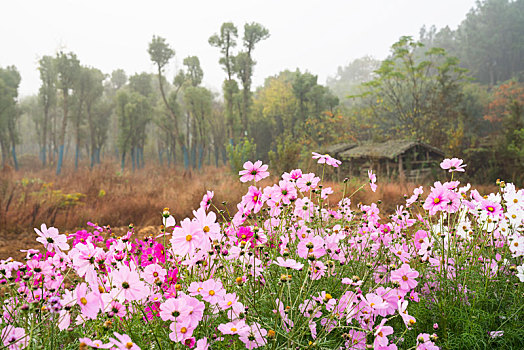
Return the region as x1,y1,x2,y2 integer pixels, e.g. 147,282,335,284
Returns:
0,162,498,260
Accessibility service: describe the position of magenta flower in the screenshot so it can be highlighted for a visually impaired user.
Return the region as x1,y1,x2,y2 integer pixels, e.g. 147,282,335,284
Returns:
35,223,69,252
440,157,466,172
391,264,419,291
423,186,449,215
312,152,341,167
109,332,141,350
239,160,269,183
481,199,503,217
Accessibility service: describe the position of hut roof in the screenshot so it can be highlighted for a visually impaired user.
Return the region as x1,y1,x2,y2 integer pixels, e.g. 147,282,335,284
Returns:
339,140,444,160
322,142,358,155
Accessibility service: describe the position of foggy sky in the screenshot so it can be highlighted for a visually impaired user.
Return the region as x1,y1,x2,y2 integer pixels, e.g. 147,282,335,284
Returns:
1,0,477,97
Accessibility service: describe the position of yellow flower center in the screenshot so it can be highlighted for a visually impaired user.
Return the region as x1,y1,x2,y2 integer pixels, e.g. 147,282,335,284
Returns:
203,226,210,233
433,197,441,204
402,275,408,281
209,290,215,296
180,327,187,334
231,327,237,332
80,297,87,305
186,235,192,241
227,301,232,306
241,234,247,239
487,206,494,212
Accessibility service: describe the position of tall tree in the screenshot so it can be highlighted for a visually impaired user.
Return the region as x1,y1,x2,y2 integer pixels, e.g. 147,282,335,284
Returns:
37,55,57,166
55,51,80,175
234,22,270,136
83,67,106,167
148,35,183,167
0,66,21,169
209,22,239,142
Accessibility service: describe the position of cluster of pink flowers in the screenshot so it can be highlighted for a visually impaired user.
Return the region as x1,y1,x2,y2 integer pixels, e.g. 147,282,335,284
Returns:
0,157,522,349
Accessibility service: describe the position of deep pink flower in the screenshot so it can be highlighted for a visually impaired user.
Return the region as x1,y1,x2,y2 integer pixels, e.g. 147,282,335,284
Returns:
481,199,503,217
239,160,269,183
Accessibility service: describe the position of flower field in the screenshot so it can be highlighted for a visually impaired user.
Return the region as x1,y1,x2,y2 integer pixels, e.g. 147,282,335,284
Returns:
0,155,523,350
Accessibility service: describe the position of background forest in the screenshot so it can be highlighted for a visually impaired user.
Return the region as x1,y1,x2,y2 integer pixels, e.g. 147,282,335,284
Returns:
0,0,523,184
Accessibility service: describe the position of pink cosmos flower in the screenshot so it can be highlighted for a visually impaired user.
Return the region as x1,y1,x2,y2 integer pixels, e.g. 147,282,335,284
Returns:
79,338,112,349
398,300,416,328
239,160,269,183
423,186,450,216
179,293,205,327
109,332,141,350
200,278,226,304
282,169,303,181
391,264,419,291
35,224,69,252
345,329,366,349
406,186,424,207
312,152,341,167
193,207,221,241
374,318,394,348
242,186,264,213
170,218,207,257
111,264,148,301
75,283,101,320
218,320,250,336
368,170,377,192
195,338,209,350
159,298,191,321
274,257,304,270
440,157,466,172
296,173,320,193
218,293,239,310
239,322,268,349
297,235,326,259
200,191,214,210
169,320,195,343
1,326,28,350
481,199,503,217
143,263,167,284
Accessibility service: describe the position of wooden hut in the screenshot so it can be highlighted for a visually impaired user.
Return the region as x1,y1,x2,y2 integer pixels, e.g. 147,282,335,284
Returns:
338,140,444,182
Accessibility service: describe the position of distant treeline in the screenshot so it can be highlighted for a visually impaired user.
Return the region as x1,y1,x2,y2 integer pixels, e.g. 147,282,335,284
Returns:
0,0,522,184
